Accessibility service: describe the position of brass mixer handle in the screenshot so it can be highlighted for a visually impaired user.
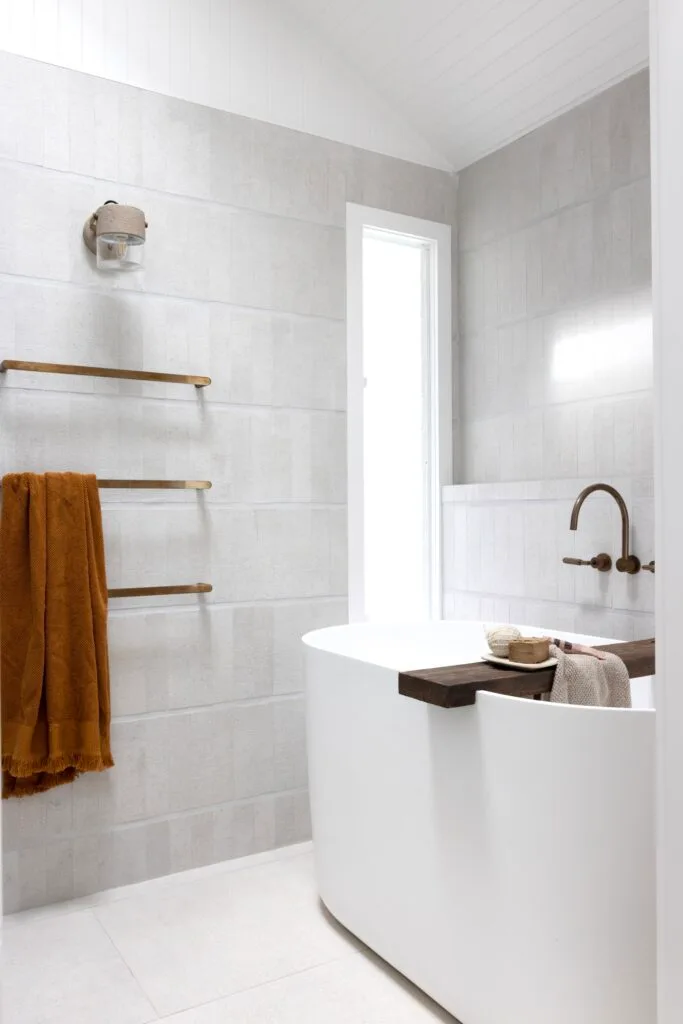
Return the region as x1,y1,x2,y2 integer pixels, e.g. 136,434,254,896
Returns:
563,553,613,572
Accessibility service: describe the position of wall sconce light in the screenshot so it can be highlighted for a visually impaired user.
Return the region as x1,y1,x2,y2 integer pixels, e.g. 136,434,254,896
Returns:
83,200,147,271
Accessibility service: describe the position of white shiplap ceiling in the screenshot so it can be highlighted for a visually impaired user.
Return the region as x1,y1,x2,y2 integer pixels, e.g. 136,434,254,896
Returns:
284,0,649,170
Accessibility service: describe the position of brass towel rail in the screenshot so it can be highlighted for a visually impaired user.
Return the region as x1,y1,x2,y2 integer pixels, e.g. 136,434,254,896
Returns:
108,583,212,598
98,480,212,490
1,360,211,388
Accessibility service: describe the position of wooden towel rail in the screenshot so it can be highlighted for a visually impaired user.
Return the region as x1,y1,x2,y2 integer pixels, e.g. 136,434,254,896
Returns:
108,583,213,599
398,638,656,708
1,359,211,388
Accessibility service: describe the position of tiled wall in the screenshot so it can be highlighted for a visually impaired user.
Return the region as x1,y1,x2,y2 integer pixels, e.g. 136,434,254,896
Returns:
0,51,456,913
443,477,655,641
457,70,652,484
446,71,654,641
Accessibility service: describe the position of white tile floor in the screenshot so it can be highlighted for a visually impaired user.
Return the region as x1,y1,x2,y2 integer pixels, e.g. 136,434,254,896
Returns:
1,843,457,1023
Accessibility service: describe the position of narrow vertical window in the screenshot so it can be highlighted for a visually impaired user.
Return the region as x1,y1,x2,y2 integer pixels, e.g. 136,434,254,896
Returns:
347,206,452,624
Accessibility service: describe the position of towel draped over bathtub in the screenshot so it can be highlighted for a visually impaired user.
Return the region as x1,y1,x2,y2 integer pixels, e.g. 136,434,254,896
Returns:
548,645,631,707
1,472,114,797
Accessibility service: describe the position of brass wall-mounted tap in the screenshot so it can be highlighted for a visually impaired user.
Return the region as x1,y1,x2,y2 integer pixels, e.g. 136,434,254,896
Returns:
563,482,641,574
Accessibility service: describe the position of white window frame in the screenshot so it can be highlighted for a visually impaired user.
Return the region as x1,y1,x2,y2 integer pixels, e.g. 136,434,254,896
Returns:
346,203,453,623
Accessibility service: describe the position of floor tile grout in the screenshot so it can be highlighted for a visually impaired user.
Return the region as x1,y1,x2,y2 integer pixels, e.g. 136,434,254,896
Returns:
155,954,355,1021
3,842,314,928
94,909,163,1022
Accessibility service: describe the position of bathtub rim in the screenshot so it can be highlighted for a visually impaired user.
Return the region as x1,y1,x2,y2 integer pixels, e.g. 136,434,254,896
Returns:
303,621,655,715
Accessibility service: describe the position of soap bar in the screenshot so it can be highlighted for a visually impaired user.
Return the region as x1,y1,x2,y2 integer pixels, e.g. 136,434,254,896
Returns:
508,637,550,664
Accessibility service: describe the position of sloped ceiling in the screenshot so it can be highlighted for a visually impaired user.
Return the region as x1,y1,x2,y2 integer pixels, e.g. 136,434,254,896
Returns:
285,0,649,169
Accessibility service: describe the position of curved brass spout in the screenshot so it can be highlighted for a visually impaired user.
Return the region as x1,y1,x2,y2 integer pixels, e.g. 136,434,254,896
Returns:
570,483,640,574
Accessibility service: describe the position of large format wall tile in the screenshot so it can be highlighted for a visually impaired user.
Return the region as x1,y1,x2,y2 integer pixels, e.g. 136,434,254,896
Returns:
458,71,652,487
443,477,655,642
0,277,347,411
0,388,346,503
0,161,347,319
1,53,455,912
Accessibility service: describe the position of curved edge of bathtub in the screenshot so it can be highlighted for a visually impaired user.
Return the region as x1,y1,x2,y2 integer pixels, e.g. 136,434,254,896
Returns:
304,625,656,1024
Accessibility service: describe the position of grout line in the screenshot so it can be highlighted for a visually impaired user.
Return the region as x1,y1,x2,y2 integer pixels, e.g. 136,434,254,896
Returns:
4,842,315,924
458,171,651,254
111,691,305,724
460,387,653,422
0,152,349,233
156,955,356,1022
0,270,346,324
0,383,347,414
93,913,162,1022
4,793,311,857
2,50,454,176
445,589,655,617
98,500,346,510
106,593,348,613
106,593,347,616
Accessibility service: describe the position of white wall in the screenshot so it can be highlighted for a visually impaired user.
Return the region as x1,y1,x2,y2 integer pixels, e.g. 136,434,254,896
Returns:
0,0,451,171
651,0,683,1020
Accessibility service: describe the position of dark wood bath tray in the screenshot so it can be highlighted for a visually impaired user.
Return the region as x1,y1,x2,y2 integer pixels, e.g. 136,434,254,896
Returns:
398,638,655,708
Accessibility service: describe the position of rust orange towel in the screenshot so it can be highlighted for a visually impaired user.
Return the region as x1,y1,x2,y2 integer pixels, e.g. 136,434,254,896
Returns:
1,472,113,797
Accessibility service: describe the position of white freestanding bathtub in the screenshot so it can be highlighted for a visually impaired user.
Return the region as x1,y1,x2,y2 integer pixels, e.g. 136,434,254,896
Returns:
304,621,655,1024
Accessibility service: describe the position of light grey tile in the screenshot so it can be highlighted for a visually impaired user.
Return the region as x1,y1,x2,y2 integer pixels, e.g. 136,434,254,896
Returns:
233,702,275,800
109,604,232,716
140,91,212,199
213,797,277,860
208,306,346,411
272,599,348,695
274,697,308,791
165,706,234,814
1,908,157,1023
0,51,46,165
93,854,353,1018
72,825,154,895
349,146,456,228
2,782,74,849
231,606,275,700
274,791,313,849
44,840,76,906
144,819,173,881
211,113,348,226
3,850,21,915
222,211,346,319
213,507,346,603
11,846,48,913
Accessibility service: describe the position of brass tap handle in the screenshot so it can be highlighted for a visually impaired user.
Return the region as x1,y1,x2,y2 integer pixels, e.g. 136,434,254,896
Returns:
563,554,613,572
642,560,655,573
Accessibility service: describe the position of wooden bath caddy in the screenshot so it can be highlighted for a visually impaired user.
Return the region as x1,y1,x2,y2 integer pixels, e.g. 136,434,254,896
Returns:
398,638,655,708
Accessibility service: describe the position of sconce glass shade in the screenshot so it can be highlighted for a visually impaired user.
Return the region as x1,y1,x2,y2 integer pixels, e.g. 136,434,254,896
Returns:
95,232,144,272
84,202,146,272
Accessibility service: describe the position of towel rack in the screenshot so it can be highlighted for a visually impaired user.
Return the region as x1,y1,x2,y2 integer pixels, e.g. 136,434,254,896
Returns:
1,360,211,388
108,583,212,598
98,480,212,490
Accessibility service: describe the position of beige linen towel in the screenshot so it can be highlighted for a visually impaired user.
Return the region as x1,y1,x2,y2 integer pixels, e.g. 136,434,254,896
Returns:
548,645,631,707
